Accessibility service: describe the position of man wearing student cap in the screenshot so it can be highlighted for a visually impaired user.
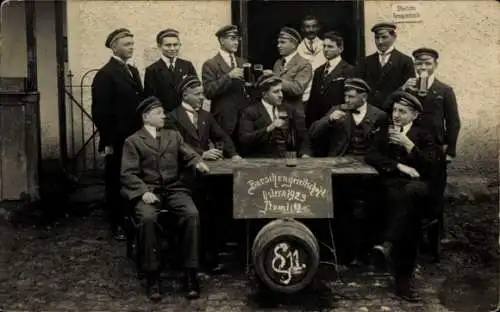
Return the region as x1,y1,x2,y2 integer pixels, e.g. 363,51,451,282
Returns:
144,28,197,112
400,47,460,239
166,75,241,273
365,91,443,302
238,72,311,158
355,22,414,112
263,26,312,118
92,28,145,241
121,96,209,301
202,25,249,148
309,77,387,265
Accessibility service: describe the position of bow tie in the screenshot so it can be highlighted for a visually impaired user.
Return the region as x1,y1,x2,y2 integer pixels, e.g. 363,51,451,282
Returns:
352,109,361,115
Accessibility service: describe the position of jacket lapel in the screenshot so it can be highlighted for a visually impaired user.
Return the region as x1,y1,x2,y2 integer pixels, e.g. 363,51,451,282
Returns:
379,50,396,80
156,60,176,87
215,53,231,74
177,107,200,141
110,57,140,88
280,53,300,75
258,102,272,125
323,60,347,91
138,127,160,153
197,110,209,141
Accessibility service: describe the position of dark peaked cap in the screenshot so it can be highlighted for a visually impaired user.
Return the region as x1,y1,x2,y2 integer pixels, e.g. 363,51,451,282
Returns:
137,96,162,115
412,47,439,60
344,78,371,93
177,75,202,94
215,25,239,37
371,22,396,33
156,28,180,43
256,72,282,90
279,26,301,43
105,28,133,48
391,91,423,112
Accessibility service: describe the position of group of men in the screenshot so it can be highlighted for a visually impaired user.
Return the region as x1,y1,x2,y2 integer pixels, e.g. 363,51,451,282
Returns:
91,15,460,303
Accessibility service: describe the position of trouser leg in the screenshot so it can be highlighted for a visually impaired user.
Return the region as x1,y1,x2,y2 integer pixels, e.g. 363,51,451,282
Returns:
105,140,125,232
166,190,200,269
135,201,161,274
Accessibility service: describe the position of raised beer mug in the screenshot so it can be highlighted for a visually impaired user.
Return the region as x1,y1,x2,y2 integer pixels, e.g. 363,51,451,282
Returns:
417,71,429,97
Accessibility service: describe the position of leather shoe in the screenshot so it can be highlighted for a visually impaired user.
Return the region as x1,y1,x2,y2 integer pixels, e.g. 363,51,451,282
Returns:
183,270,200,300
146,278,162,302
372,242,392,268
395,275,421,302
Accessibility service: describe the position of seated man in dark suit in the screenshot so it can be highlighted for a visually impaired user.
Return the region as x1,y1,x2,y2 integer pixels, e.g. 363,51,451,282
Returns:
238,72,311,158
121,96,210,301
165,75,242,273
365,92,443,302
309,78,388,266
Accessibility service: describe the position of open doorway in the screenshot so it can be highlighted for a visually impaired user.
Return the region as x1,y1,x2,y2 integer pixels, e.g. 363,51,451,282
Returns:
232,0,365,69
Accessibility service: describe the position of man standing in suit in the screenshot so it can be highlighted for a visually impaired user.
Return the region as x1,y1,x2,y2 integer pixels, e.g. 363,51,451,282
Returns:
297,15,327,104
239,72,311,158
355,22,414,112
366,92,443,302
92,28,145,240
309,78,387,265
271,26,312,117
165,76,242,273
144,28,197,112
400,47,461,237
305,31,355,130
121,96,210,301
202,25,249,148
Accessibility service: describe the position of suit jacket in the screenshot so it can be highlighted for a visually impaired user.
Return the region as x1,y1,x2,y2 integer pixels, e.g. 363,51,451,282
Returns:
306,59,355,128
144,58,197,112
91,57,145,151
201,53,249,137
414,79,460,157
365,124,443,182
238,101,311,158
273,53,313,110
355,49,414,112
309,104,388,157
120,128,201,200
165,106,238,158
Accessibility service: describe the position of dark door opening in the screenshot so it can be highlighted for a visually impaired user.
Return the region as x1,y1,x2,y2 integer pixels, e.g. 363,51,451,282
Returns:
233,0,365,69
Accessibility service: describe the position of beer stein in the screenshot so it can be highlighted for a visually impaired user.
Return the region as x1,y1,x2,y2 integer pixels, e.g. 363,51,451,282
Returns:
416,71,429,97
243,62,252,86
253,64,264,81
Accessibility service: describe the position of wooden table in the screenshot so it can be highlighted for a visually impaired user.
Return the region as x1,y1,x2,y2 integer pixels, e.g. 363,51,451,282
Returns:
205,157,379,176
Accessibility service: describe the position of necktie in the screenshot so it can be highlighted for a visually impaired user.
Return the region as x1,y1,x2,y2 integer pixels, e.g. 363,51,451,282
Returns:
272,106,277,120
323,62,330,77
168,58,174,71
280,58,286,72
307,39,315,54
380,52,389,66
230,54,236,69
124,64,133,77
191,110,198,130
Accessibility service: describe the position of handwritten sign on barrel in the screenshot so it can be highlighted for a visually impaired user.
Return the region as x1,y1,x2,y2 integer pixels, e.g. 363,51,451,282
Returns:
233,167,333,219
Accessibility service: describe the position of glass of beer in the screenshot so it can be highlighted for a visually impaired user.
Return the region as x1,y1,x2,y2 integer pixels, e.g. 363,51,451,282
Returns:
416,71,429,97
243,62,252,85
253,64,264,80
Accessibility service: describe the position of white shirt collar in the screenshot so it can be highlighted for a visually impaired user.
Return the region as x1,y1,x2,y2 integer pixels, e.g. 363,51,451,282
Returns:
326,56,342,71
219,48,235,67
352,102,368,125
160,54,176,67
283,50,298,66
378,45,395,55
144,125,157,138
261,99,276,120
181,102,198,113
112,55,132,65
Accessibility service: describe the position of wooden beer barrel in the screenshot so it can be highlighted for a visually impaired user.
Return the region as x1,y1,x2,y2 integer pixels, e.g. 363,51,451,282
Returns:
252,218,320,294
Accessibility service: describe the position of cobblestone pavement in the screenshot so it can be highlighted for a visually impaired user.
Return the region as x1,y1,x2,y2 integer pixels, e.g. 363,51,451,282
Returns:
0,198,498,312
